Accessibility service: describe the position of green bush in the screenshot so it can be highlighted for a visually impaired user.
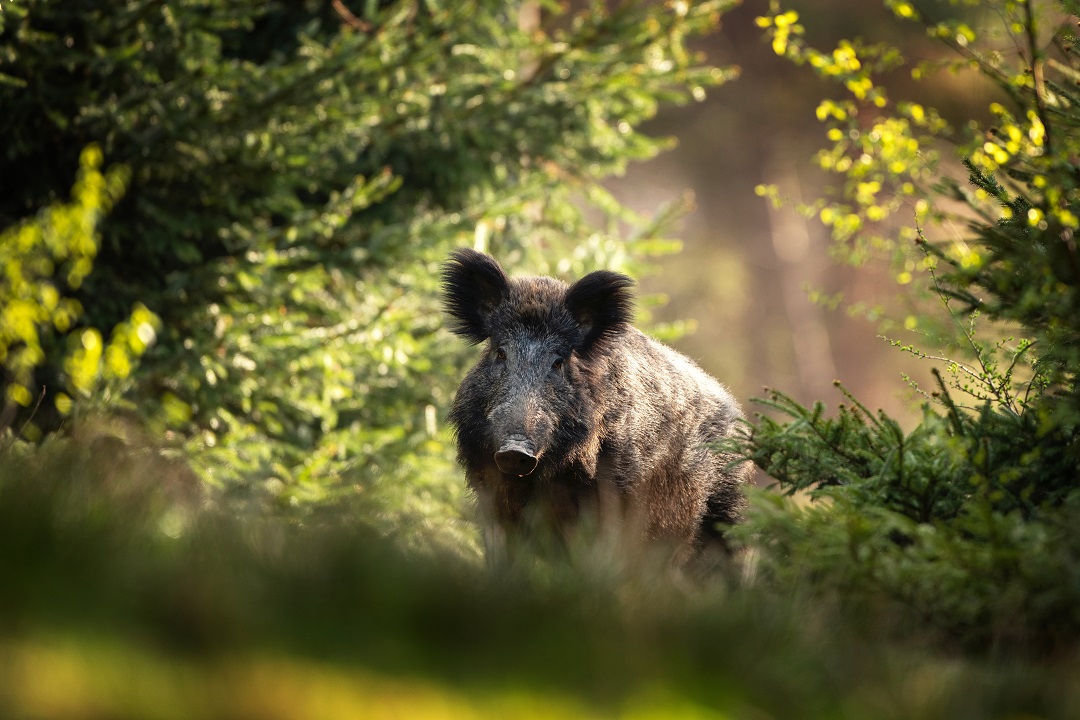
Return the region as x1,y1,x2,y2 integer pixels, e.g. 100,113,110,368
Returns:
0,146,159,437
739,0,1080,651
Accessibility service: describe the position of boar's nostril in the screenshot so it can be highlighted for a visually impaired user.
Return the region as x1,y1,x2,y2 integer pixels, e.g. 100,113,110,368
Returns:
494,448,539,476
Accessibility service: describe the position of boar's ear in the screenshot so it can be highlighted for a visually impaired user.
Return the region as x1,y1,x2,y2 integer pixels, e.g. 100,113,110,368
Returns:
565,270,634,355
441,248,510,344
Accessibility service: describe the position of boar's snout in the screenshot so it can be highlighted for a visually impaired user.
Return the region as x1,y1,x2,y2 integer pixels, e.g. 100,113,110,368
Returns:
495,448,538,476
494,437,539,476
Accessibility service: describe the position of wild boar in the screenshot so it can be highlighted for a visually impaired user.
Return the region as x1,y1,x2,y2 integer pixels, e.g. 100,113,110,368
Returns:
442,248,750,565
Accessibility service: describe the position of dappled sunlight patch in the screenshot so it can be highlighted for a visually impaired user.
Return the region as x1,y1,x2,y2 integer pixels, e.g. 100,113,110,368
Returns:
1,637,715,720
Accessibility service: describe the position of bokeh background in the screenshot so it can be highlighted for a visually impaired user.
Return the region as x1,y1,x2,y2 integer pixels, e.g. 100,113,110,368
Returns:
614,0,995,423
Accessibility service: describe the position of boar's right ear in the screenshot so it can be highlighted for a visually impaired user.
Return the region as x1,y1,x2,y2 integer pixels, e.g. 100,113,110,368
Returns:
565,270,634,355
441,248,510,344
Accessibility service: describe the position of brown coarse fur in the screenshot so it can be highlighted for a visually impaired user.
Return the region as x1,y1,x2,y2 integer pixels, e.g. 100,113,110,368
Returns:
442,249,751,567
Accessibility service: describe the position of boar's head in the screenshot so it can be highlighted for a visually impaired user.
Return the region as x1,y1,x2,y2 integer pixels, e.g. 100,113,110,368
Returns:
442,248,634,477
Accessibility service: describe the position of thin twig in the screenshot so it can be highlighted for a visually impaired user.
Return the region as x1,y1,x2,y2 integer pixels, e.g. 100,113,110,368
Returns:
17,385,47,438
332,0,371,33
1023,0,1053,156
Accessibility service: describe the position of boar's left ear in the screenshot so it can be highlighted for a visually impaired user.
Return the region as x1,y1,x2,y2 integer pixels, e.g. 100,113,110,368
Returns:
565,270,634,355
441,248,510,344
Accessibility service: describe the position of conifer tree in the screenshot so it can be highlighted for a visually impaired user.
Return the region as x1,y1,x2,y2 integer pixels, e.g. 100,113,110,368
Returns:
743,0,1080,649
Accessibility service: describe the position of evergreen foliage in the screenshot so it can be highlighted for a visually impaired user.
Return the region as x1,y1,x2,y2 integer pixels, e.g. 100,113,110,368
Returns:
741,0,1080,650
0,0,733,520
0,146,159,435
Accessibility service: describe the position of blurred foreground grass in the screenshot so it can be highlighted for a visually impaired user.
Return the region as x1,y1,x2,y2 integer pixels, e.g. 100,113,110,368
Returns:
2,426,1078,719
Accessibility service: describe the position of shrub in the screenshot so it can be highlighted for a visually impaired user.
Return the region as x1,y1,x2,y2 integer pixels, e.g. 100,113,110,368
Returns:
739,0,1080,650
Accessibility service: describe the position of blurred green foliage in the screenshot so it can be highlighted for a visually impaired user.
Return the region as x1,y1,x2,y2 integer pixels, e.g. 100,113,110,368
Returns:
2,430,1078,718
0,145,159,436
738,0,1080,651
0,0,733,521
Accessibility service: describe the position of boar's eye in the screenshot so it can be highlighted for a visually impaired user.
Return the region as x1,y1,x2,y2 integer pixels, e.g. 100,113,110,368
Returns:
551,356,564,371
495,347,507,362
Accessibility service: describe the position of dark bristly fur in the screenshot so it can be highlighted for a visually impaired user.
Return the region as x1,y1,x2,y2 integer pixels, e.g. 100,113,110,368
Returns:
442,249,751,566
441,248,510,344
564,270,635,357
